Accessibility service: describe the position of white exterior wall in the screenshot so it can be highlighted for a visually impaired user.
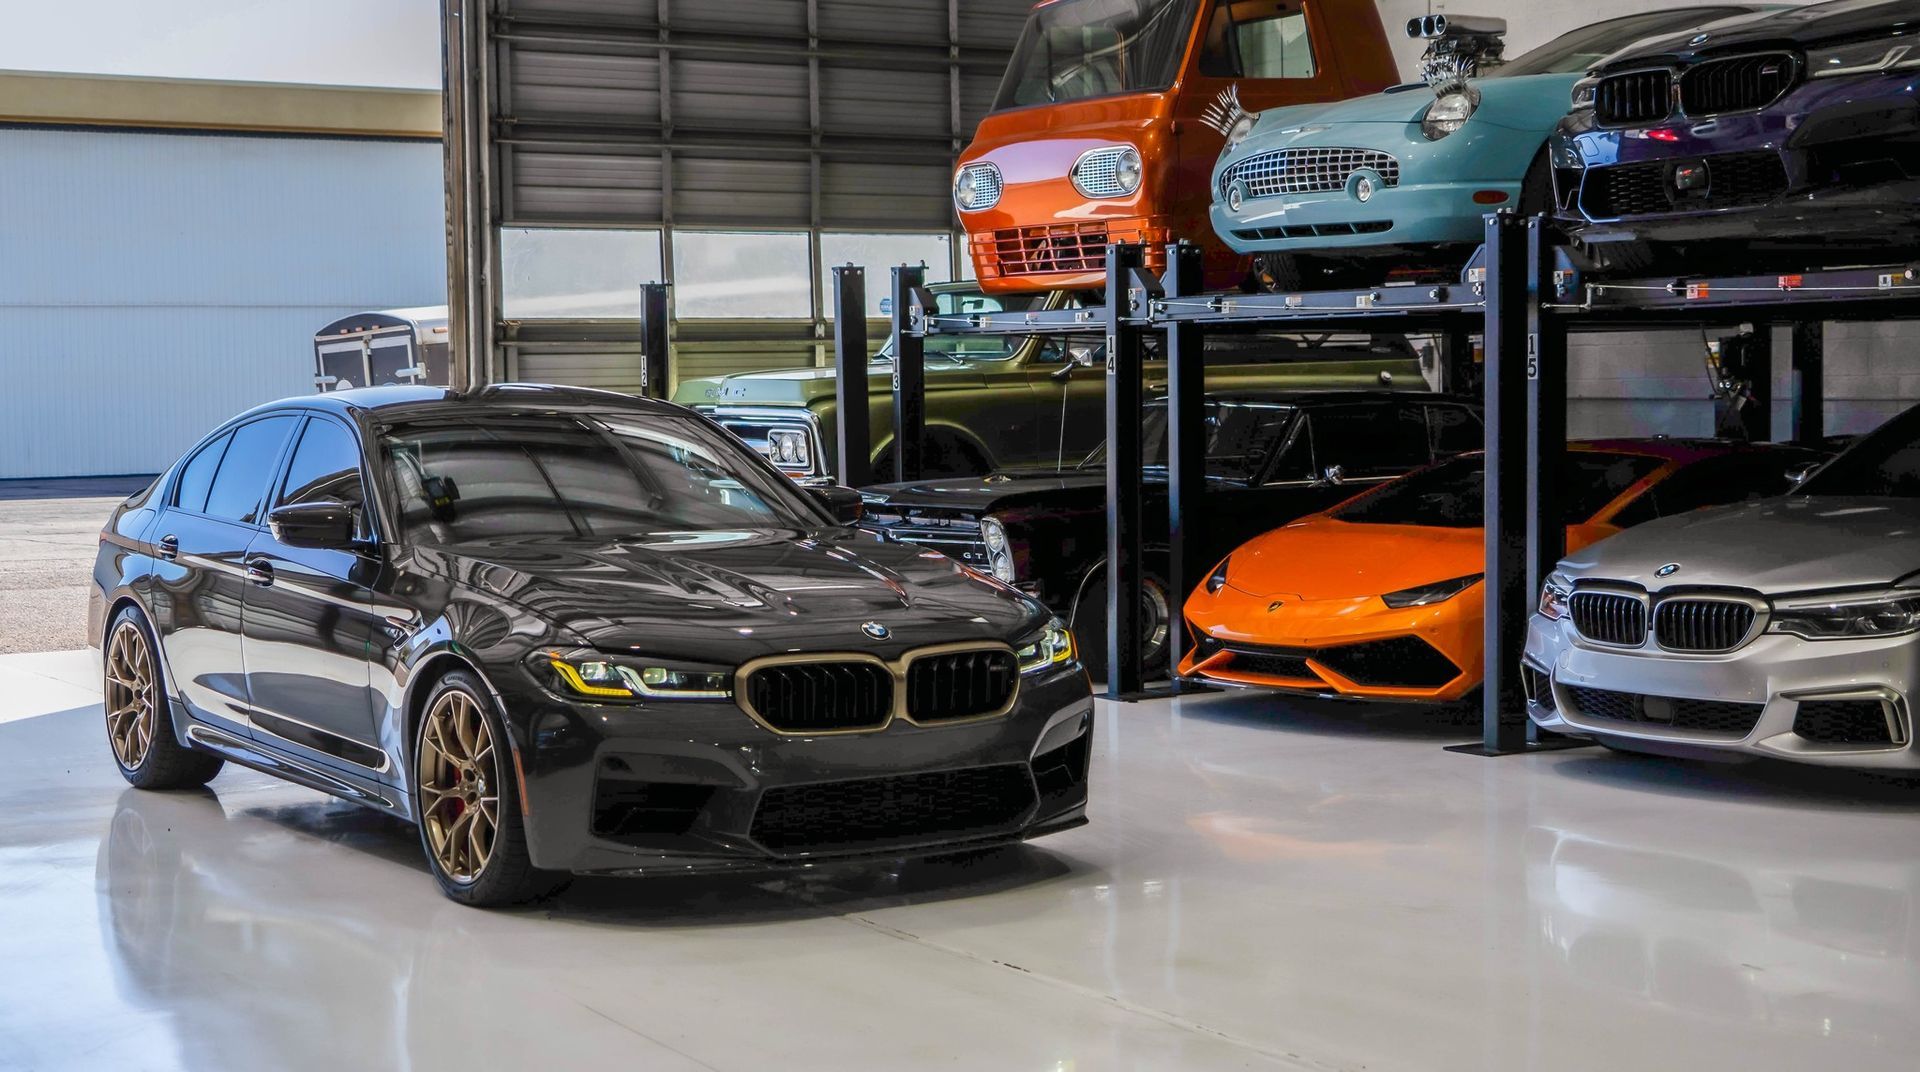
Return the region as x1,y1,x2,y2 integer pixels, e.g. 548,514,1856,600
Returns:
0,128,444,479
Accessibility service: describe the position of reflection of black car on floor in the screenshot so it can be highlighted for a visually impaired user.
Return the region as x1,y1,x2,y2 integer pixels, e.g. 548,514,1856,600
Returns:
858,390,1484,677
1552,0,1920,272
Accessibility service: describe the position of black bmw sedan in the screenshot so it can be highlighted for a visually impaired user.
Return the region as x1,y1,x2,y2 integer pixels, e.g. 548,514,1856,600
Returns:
91,385,1093,906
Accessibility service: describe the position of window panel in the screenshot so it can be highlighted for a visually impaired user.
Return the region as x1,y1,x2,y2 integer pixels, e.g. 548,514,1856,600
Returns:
205,416,298,524
277,419,368,516
174,432,232,513
820,233,954,317
673,230,812,318
501,228,664,319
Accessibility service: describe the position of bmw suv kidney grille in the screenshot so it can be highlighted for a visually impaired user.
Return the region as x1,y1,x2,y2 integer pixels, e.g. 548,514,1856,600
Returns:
745,662,893,732
1679,53,1796,116
1569,591,1647,646
1653,599,1757,653
907,649,1018,721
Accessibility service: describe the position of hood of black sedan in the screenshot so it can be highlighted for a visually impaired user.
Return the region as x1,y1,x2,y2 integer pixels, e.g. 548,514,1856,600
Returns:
861,468,1105,514
415,527,1046,657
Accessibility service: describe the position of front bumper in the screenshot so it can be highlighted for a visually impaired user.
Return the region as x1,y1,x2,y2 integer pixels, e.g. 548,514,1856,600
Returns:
1211,178,1514,256
1553,70,1920,246
508,664,1094,874
1178,584,1481,702
1524,612,1920,768
967,215,1177,293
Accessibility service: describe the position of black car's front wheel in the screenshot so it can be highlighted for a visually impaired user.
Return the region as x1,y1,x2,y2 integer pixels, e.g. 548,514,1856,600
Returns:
412,670,565,907
104,606,223,790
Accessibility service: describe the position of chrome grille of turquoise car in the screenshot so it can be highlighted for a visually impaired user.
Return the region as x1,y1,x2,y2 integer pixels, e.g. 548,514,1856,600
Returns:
1220,148,1399,201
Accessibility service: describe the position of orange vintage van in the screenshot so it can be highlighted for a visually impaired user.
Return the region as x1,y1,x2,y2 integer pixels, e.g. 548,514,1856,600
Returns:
957,0,1398,294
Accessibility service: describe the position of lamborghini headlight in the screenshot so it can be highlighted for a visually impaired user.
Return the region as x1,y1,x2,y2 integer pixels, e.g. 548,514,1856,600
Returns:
1205,556,1232,595
543,650,732,701
1539,572,1572,621
1810,34,1920,79
1421,89,1480,140
979,515,1017,583
1016,617,1076,674
1767,590,1920,640
1382,573,1483,609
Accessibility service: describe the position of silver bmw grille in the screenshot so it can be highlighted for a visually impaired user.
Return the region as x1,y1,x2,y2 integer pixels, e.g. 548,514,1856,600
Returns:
1220,147,1399,201
1653,599,1758,653
1569,591,1648,647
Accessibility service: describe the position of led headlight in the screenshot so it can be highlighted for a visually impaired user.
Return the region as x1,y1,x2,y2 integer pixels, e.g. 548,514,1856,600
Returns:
1570,78,1598,111
1071,146,1143,198
544,651,732,701
953,162,1003,212
1421,89,1480,140
1539,572,1572,621
1016,617,1076,674
1810,34,1920,79
1382,573,1483,609
1205,556,1232,594
979,516,1017,584
1767,590,1920,640
767,428,810,469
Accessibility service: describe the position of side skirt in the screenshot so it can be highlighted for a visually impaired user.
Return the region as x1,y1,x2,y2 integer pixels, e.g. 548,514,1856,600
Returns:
185,723,413,821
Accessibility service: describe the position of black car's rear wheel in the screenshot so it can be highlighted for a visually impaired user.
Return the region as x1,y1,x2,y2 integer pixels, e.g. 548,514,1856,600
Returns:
1072,573,1172,684
104,607,223,790
413,670,564,907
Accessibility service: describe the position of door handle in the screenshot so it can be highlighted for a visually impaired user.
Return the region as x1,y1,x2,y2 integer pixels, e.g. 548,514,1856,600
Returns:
156,535,179,561
245,560,275,588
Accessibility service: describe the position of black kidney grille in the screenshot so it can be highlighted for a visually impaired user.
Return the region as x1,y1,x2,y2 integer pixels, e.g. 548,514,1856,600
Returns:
1654,599,1757,652
1566,686,1764,737
906,649,1018,722
1596,69,1673,126
1793,700,1894,745
750,764,1037,852
1569,592,1648,646
1681,53,1796,116
746,661,893,732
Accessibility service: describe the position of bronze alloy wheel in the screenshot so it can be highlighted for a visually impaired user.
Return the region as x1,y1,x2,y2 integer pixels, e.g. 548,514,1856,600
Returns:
417,688,501,884
104,620,158,770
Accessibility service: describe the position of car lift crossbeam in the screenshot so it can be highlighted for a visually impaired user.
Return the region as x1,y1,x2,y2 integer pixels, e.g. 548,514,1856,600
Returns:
869,213,1920,753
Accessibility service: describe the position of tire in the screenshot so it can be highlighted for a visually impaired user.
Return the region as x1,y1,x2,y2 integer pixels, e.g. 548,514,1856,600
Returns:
103,605,223,790
412,670,567,907
1518,150,1552,218
1251,252,1380,294
1071,572,1172,683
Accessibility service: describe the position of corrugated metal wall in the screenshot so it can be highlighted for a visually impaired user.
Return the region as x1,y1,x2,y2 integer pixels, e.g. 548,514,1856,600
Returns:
0,128,445,479
457,0,1033,388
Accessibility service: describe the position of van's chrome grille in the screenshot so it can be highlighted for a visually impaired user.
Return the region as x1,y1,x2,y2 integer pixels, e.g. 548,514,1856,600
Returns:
1220,147,1399,200
1653,599,1758,653
1569,591,1647,646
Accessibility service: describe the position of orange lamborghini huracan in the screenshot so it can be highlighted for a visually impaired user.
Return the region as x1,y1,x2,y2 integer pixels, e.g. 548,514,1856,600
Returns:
1178,440,1828,702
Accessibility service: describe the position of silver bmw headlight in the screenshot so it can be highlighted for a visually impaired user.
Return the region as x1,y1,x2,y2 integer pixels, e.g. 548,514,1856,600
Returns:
1767,590,1920,640
954,162,1003,212
1421,89,1480,140
1810,34,1920,79
1539,572,1572,620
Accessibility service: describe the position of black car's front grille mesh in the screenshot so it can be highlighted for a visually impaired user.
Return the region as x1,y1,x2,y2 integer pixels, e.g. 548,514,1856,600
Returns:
1569,591,1648,646
1596,69,1673,126
745,661,894,732
906,649,1018,722
1680,53,1796,116
1580,151,1789,218
750,764,1037,852
1793,700,1895,746
1653,599,1758,652
1566,685,1764,737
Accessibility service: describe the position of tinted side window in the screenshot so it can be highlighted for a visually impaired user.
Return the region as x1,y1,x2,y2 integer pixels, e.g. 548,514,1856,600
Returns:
173,432,231,513
1610,454,1803,528
204,416,298,524
1307,404,1429,477
1426,405,1483,458
277,419,367,513
1201,2,1315,79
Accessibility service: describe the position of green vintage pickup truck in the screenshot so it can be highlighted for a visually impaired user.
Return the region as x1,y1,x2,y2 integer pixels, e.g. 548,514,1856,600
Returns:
671,282,1434,480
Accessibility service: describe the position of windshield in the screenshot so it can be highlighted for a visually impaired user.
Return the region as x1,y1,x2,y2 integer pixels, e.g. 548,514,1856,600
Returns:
1489,8,1755,78
993,0,1201,111
1081,402,1298,483
1334,452,1664,528
877,288,1049,362
1797,407,1920,497
378,411,823,544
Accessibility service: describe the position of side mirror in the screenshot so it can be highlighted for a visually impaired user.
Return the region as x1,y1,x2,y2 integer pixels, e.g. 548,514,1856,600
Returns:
1314,464,1347,488
807,485,865,525
1069,345,1097,367
269,501,359,549
1786,461,1819,487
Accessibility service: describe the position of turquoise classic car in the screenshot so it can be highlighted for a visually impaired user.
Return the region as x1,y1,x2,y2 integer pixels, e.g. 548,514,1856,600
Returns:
1207,7,1767,291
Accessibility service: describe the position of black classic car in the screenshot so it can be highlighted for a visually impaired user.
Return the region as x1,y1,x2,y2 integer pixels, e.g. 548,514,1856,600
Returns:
857,390,1484,678
90,385,1093,906
1552,0,1920,272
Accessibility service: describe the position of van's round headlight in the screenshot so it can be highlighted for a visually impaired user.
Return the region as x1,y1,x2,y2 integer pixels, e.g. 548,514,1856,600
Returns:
1072,146,1143,198
954,162,1002,212
1421,89,1479,140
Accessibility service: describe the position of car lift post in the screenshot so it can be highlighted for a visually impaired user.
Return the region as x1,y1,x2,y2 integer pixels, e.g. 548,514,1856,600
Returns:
639,282,671,400
1792,320,1825,446
831,266,873,488
1104,243,1149,699
1163,241,1208,688
890,265,927,482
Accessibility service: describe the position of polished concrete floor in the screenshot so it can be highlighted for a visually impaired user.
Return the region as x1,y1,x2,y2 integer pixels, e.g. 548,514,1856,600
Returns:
4,651,1919,1072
